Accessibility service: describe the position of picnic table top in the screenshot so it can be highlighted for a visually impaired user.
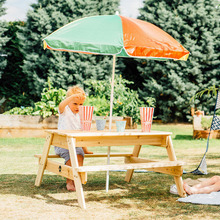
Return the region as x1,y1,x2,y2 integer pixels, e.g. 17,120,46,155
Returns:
46,129,172,137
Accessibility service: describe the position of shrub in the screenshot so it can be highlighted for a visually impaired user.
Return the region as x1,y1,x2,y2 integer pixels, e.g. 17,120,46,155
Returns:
201,117,212,130
84,75,155,123
4,83,66,118
4,76,156,122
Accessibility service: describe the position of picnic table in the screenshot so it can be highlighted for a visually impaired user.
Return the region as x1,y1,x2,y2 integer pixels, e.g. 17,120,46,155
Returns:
35,129,186,209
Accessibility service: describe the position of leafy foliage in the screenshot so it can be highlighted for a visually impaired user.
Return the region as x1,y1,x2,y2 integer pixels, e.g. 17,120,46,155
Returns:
84,96,110,117
18,0,120,102
216,109,220,116
0,0,9,81
4,81,66,118
201,117,212,130
190,85,220,102
0,21,30,113
4,75,154,122
137,0,220,122
84,75,155,123
3,106,34,115
32,85,66,118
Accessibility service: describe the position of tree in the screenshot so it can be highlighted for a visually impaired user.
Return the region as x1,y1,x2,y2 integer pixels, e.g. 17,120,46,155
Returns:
0,0,9,81
18,0,120,103
0,21,31,112
0,0,10,112
137,0,220,122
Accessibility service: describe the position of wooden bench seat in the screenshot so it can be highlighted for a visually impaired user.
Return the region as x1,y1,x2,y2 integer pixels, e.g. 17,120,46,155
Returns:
75,160,185,175
35,154,185,177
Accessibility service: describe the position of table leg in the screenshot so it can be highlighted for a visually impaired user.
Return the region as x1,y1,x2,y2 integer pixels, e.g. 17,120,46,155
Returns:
166,136,186,197
35,134,53,186
125,144,141,182
67,137,86,209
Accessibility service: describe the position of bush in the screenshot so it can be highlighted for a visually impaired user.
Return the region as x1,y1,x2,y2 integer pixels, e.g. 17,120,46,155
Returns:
3,106,34,115
84,96,109,117
4,76,156,122
84,75,155,123
201,117,212,130
4,83,66,118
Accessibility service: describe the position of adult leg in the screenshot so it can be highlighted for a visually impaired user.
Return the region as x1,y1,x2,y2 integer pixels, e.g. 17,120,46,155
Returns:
184,176,220,194
193,176,220,189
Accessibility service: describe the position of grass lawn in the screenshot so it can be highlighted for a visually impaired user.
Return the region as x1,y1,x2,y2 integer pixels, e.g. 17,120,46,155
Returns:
0,124,219,219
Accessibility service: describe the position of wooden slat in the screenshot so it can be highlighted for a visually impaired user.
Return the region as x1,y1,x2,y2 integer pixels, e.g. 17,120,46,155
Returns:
51,133,68,149
46,129,172,137
125,145,142,182
75,161,186,172
67,137,86,209
166,136,186,197
146,166,183,176
35,134,53,186
34,152,133,159
74,135,167,147
124,156,156,164
85,153,133,157
45,160,87,184
35,154,60,158
125,157,184,176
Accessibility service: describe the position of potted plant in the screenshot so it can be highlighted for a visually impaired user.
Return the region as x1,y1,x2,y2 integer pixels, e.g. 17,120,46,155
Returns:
191,85,220,139
95,112,109,131
201,117,212,130
196,116,213,139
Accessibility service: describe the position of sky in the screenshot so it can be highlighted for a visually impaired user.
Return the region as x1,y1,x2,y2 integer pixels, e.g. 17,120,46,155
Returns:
1,0,144,21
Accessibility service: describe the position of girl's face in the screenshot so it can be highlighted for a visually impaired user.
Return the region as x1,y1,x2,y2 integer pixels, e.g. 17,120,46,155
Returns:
68,96,85,114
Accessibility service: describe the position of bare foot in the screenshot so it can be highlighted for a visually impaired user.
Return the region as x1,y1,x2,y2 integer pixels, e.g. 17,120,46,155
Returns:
82,147,93,154
66,180,76,191
183,182,193,195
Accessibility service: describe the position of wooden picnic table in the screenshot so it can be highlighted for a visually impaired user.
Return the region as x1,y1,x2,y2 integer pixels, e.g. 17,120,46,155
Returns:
35,129,186,209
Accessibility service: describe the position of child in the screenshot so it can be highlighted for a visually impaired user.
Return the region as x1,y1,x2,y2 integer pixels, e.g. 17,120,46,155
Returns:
183,176,220,195
54,86,93,191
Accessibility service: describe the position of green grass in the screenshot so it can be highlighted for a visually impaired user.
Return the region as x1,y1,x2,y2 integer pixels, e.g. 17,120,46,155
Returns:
0,124,219,219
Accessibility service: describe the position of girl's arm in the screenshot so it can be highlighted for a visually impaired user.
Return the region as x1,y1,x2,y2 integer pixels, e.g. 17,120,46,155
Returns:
59,94,85,113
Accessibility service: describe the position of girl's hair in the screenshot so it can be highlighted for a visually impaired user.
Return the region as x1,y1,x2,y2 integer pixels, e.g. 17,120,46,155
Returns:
66,86,86,98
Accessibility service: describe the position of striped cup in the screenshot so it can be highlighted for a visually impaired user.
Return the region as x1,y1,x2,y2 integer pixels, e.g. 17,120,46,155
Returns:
140,107,154,132
79,106,94,131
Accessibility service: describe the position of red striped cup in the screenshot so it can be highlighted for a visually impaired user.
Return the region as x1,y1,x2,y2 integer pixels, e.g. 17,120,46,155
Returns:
79,106,94,131
140,107,154,132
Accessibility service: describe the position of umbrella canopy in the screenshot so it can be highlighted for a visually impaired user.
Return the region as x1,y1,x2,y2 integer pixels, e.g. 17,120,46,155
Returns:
43,15,189,60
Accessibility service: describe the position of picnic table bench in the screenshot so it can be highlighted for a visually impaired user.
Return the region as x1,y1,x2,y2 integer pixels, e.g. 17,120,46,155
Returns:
35,129,186,209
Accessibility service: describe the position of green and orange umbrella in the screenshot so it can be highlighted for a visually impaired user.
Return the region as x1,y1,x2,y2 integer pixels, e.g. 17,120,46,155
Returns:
43,14,189,192
43,15,189,131
43,15,189,61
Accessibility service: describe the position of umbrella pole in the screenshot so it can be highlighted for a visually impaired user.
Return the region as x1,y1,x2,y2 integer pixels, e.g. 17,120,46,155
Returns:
106,55,116,192
109,54,116,131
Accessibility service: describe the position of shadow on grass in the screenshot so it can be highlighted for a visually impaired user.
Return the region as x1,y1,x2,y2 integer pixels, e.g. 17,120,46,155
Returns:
174,135,193,140
0,172,219,214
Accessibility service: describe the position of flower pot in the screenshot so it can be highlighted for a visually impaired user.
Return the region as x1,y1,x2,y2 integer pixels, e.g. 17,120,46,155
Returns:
116,120,126,132
193,130,210,139
96,119,106,130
